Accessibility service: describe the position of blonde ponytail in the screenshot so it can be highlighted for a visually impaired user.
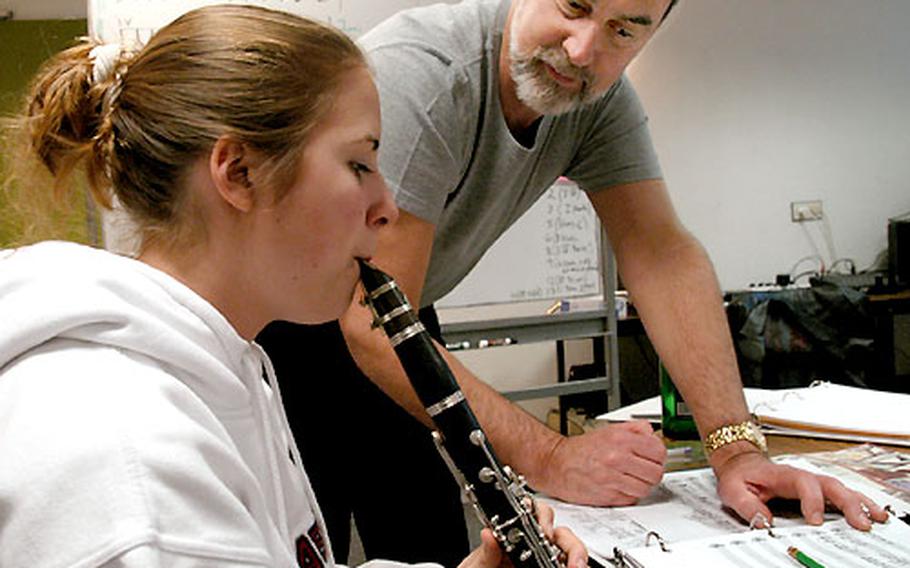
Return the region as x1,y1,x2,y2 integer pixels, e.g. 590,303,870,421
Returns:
2,38,122,244
23,39,130,209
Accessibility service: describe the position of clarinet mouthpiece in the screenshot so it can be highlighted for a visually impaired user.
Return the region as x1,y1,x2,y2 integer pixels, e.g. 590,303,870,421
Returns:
357,258,390,292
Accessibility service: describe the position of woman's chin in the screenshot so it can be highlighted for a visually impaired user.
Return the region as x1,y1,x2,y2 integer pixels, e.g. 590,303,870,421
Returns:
290,288,355,325
288,267,360,324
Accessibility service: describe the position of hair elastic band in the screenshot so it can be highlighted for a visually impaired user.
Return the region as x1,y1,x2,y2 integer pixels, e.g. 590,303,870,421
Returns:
89,43,122,85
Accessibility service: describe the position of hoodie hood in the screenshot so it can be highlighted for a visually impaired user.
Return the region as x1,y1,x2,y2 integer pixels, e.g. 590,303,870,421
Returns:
0,241,333,567
0,241,252,407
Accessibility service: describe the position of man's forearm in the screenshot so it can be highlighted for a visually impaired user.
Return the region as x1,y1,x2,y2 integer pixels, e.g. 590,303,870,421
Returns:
620,234,750,438
440,349,564,484
342,302,563,485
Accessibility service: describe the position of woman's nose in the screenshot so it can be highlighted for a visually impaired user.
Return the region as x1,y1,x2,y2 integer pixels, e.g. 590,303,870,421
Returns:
369,176,399,228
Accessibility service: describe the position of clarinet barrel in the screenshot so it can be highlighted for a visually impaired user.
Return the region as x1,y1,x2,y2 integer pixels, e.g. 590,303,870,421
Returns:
358,260,564,568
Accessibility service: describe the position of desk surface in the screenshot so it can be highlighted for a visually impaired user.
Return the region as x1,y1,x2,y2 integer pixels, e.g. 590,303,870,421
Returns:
868,288,910,303
655,434,909,471
766,435,906,456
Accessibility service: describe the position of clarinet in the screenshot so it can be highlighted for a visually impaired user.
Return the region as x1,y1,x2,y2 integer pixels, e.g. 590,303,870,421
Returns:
358,259,565,568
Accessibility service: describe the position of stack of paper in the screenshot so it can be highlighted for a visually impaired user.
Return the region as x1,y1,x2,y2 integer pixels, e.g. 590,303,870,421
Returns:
598,388,806,424
754,382,910,446
598,383,910,447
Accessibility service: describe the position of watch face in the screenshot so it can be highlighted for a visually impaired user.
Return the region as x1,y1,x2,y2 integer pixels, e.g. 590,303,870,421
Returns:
748,422,768,452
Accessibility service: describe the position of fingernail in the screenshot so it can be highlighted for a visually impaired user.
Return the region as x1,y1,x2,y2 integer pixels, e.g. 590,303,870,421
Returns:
749,512,770,529
810,512,824,524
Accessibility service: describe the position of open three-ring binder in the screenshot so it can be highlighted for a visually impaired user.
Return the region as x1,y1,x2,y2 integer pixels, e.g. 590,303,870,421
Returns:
545,454,910,568
608,511,910,567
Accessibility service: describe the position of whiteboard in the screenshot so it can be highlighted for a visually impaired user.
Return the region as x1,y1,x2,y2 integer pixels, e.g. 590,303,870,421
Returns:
439,179,602,308
88,0,448,42
88,0,603,308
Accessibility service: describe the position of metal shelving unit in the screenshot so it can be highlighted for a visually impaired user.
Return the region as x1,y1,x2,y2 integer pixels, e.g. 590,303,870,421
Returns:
439,229,621,433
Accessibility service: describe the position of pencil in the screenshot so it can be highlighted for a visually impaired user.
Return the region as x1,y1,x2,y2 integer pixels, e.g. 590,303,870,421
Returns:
666,446,692,457
788,546,825,568
666,446,693,463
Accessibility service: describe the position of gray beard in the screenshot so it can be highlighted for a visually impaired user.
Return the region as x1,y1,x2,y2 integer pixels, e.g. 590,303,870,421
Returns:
508,38,599,116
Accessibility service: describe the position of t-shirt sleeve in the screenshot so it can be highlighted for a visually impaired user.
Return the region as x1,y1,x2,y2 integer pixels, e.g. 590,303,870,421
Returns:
366,42,475,224
565,75,663,192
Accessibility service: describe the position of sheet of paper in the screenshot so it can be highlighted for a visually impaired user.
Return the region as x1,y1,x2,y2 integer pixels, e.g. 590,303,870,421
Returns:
624,517,910,568
795,444,910,503
598,384,910,445
596,395,660,423
543,456,906,560
762,424,910,447
596,387,805,423
543,464,811,559
755,382,910,440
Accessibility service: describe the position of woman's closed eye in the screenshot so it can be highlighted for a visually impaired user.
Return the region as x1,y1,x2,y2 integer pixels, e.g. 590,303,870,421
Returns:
350,161,374,178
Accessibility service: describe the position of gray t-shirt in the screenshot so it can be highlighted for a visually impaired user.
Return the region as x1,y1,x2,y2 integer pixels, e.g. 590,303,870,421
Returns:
360,0,663,306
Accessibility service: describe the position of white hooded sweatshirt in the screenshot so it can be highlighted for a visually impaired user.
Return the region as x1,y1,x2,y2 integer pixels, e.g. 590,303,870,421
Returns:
0,242,436,568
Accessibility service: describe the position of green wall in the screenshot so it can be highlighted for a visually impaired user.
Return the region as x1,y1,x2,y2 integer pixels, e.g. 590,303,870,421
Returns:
1,19,93,247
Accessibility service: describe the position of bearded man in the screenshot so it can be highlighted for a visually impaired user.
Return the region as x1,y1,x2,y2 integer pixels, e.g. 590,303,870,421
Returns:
257,1,886,565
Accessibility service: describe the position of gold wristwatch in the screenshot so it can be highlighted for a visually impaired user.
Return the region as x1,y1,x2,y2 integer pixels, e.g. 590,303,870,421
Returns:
703,420,767,456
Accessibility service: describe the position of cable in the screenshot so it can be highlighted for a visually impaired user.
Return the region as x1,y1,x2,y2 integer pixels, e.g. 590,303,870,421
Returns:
792,269,819,284
820,212,838,268
789,255,824,278
828,258,857,275
798,223,827,274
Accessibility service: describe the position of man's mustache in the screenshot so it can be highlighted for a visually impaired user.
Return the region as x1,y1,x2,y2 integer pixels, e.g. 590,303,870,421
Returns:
536,48,593,85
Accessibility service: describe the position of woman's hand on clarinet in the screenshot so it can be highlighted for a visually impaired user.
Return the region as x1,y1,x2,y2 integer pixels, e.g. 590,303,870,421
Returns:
536,500,589,568
457,501,588,568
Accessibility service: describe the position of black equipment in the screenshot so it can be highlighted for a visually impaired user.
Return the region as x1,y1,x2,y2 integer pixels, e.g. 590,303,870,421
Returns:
889,215,910,289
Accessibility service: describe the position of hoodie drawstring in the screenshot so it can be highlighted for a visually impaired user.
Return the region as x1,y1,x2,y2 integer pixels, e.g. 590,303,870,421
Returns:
253,343,333,567
245,347,290,541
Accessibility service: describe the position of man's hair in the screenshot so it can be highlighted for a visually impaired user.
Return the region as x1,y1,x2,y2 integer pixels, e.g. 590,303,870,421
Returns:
663,0,679,22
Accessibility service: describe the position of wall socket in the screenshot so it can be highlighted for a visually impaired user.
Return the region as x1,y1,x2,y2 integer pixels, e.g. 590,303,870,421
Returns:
790,200,823,222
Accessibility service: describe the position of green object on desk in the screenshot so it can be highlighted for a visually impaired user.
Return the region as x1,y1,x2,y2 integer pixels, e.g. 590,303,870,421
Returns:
659,362,699,440
788,546,825,568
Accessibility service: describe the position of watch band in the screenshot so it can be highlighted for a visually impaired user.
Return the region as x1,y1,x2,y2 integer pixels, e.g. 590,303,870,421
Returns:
703,420,768,456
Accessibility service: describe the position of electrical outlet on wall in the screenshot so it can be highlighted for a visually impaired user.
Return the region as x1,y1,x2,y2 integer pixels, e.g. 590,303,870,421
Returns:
790,200,823,222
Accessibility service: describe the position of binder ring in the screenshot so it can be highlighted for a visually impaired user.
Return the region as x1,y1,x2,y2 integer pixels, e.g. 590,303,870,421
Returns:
749,513,776,537
645,531,670,552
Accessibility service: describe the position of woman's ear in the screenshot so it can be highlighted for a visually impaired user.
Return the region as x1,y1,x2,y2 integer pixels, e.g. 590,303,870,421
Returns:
210,136,258,212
